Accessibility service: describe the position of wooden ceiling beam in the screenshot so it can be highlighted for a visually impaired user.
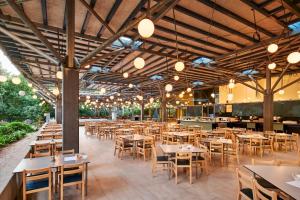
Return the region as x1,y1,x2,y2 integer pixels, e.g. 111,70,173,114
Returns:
279,0,300,18
80,0,97,35
40,0,48,26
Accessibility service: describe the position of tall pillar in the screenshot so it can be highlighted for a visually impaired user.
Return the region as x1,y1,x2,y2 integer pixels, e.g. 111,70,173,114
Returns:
263,68,273,131
55,95,62,124
140,101,144,121
160,91,167,122
63,0,79,152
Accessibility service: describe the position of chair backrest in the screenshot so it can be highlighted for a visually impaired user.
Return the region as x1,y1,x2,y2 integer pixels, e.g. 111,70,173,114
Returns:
276,159,300,166
143,138,153,148
253,179,278,200
23,167,51,193
292,133,299,141
30,151,51,158
236,168,253,192
210,141,223,153
34,143,50,154
60,163,84,184
151,145,157,161
251,159,276,165
175,152,192,166
62,149,75,155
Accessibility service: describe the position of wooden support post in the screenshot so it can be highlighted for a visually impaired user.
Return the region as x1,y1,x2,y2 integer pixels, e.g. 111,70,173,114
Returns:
63,0,79,153
160,91,167,122
263,68,273,131
55,95,62,124
140,101,144,121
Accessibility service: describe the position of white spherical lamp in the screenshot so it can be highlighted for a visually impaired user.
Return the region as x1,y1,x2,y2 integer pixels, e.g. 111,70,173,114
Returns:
32,95,37,99
28,83,32,87
166,93,171,98
0,75,7,82
19,90,26,96
268,62,276,70
134,57,145,69
149,97,154,103
175,61,185,72
100,88,106,94
174,75,179,81
56,71,63,79
187,87,192,92
211,93,215,98
227,93,234,101
138,18,155,38
267,43,278,53
165,84,173,92
12,77,21,85
176,100,180,105
179,93,184,98
123,72,129,78
129,83,133,88
52,88,60,96
278,89,285,95
110,96,114,100
287,52,300,64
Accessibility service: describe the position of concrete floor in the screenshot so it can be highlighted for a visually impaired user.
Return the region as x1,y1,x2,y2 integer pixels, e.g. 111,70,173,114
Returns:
31,127,299,200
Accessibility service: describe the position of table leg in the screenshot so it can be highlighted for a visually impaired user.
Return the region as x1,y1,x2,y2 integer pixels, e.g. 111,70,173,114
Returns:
85,163,88,196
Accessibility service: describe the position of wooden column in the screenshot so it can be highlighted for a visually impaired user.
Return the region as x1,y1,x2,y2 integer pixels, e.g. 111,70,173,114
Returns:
55,95,62,124
63,0,79,152
160,92,167,122
140,101,144,121
263,68,273,131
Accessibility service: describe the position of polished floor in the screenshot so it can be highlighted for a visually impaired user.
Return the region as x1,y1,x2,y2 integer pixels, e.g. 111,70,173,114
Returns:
34,127,298,200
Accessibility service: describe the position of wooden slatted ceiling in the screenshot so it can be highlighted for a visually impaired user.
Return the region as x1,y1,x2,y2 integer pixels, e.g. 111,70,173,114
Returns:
0,0,299,98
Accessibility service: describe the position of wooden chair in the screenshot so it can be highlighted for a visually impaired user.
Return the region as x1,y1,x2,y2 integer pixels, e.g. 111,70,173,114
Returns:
192,144,209,176
117,138,133,159
274,135,288,152
137,138,153,161
151,145,169,177
188,134,196,145
253,179,280,200
60,163,85,200
170,152,193,184
236,168,253,200
23,167,52,200
248,138,263,157
276,159,300,166
34,143,51,154
30,152,51,158
167,135,178,145
251,159,278,190
262,136,274,155
161,132,168,144
209,141,224,165
290,133,299,151
224,141,240,165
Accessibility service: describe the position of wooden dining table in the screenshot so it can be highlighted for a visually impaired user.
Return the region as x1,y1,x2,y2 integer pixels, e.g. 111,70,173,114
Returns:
37,132,62,140
29,139,63,155
14,154,89,195
245,165,300,200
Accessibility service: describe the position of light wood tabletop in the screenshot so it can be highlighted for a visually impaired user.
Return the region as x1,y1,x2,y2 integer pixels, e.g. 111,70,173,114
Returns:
29,139,63,146
237,134,267,140
160,144,205,154
244,165,300,200
120,134,152,141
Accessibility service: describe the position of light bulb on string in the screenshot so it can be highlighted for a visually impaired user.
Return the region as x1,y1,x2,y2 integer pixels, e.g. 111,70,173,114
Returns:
166,93,171,98
165,84,173,92
123,72,129,78
138,18,155,38
287,52,300,64
133,57,145,69
267,43,278,53
56,70,63,80
268,62,276,70
174,75,179,81
175,61,185,72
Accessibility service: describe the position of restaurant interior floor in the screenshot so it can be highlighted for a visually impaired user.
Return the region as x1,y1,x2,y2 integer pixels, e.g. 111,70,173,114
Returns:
33,127,298,200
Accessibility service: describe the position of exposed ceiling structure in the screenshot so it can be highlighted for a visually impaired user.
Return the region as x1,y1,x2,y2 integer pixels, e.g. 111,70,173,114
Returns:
0,0,300,103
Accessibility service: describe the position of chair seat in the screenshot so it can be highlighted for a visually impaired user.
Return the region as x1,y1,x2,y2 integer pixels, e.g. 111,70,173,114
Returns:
157,155,169,162
63,173,82,183
240,188,253,199
192,155,205,161
26,179,49,191
171,159,190,165
124,143,133,148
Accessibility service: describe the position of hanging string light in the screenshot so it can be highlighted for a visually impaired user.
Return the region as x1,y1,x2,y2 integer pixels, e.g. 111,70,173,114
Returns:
123,72,129,78
228,79,235,89
138,0,154,38
174,75,179,81
56,69,63,80
129,83,133,88
28,83,33,87
100,88,106,94
53,88,60,96
149,97,154,103
0,75,7,82
227,93,234,101
166,93,171,98
12,77,21,85
165,84,173,92
187,87,192,93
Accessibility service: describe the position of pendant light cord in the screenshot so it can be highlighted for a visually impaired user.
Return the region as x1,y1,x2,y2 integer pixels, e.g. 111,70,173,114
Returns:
172,8,179,60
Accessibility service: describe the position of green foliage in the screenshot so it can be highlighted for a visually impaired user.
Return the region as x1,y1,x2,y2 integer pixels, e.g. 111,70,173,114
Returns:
0,70,53,122
0,122,34,147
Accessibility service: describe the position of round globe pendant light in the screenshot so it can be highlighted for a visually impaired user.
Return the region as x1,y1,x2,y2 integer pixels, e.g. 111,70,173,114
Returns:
211,93,215,98
174,75,179,81
100,88,106,94
227,93,234,101
19,90,26,96
268,62,276,70
129,83,133,88
123,72,129,78
53,88,60,96
179,93,184,98
0,75,7,82
149,97,154,103
110,96,114,100
32,95,37,99
28,83,32,87
278,89,285,95
165,84,173,92
134,57,145,69
12,77,21,85
267,43,278,53
166,93,171,98
175,61,185,72
138,18,155,38
187,87,192,93
56,71,63,80
176,101,180,105
228,79,235,89
287,52,300,64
